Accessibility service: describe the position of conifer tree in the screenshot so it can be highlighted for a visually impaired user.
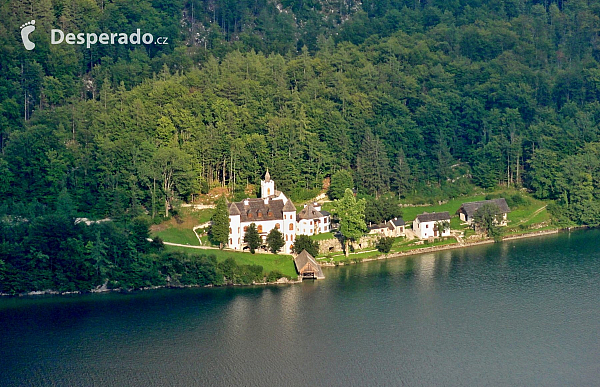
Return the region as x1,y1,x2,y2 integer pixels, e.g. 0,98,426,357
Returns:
210,196,229,249
392,148,412,197
328,169,354,200
244,223,261,254
266,228,285,254
356,128,390,197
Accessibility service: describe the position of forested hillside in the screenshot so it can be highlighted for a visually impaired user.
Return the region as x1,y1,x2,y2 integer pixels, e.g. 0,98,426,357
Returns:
3,1,600,249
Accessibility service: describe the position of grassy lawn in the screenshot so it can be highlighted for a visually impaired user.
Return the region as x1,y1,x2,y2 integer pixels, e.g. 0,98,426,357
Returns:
400,190,552,233
520,207,550,226
311,230,338,241
153,228,200,246
400,194,487,222
193,208,214,224
162,245,298,278
506,199,548,225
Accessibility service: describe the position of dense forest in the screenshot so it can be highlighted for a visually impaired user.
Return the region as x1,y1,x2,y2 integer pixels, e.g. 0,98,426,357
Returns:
3,0,600,291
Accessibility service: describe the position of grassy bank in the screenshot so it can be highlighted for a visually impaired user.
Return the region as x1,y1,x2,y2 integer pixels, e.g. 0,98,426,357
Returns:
163,245,298,279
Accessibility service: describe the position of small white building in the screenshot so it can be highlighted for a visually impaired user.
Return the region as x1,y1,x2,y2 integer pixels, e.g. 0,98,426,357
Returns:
297,203,331,236
412,212,451,239
368,217,406,237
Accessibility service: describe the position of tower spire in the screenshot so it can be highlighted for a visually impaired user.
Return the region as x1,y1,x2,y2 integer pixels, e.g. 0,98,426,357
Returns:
265,168,271,182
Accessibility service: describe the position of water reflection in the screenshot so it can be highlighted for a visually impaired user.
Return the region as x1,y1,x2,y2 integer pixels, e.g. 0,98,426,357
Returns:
2,230,600,386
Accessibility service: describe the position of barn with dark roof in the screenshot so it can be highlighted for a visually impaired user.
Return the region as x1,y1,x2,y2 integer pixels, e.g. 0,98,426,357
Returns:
456,198,511,226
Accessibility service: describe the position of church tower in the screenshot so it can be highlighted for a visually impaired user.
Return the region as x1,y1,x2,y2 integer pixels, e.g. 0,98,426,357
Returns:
282,199,297,254
261,169,275,198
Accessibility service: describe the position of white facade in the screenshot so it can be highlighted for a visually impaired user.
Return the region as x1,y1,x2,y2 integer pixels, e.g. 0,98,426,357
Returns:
412,212,451,240
227,173,330,254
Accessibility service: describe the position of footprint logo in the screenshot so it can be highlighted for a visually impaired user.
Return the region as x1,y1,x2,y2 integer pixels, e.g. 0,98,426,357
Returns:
20,20,36,51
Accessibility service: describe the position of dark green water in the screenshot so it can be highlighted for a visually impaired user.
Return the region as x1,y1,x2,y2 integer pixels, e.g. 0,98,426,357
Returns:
2,230,600,386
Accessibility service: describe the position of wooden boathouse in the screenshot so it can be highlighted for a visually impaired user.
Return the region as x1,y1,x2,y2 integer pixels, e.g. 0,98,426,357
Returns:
294,250,325,280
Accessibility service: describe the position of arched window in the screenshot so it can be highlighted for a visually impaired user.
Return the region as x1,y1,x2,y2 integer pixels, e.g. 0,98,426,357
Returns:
257,225,263,233
267,188,271,195
289,223,294,231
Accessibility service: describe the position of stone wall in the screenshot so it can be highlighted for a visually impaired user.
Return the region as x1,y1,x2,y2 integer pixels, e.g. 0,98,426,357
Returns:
318,235,378,255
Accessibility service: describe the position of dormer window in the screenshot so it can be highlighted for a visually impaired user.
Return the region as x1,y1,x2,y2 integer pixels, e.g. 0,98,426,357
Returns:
258,212,263,218
248,213,253,218
268,212,273,216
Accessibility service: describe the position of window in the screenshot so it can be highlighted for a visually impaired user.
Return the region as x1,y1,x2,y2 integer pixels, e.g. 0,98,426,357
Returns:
425,224,428,228
267,188,271,195
229,238,232,244
229,227,232,234
248,213,253,218
258,212,263,218
275,223,280,229
244,226,248,232
268,212,273,217
286,234,288,241
257,225,263,233
289,223,294,231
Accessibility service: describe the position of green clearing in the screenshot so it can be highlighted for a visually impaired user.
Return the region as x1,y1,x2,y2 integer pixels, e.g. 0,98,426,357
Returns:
153,228,200,246
162,245,298,278
311,230,337,241
400,194,487,223
193,209,215,224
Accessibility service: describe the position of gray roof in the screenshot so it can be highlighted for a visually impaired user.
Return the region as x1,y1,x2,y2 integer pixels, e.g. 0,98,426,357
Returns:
321,210,331,216
294,250,325,279
228,203,241,216
415,212,451,222
368,222,388,231
390,217,405,227
230,198,286,222
297,203,324,220
457,198,511,218
282,199,297,212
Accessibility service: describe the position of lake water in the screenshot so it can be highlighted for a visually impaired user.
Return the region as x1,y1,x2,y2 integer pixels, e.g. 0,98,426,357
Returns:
2,230,600,386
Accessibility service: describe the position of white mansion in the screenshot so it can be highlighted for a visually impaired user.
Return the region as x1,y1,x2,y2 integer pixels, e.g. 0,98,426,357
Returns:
228,171,331,254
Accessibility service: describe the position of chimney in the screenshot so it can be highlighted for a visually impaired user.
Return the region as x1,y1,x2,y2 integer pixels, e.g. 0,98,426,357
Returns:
244,199,249,206
264,197,269,205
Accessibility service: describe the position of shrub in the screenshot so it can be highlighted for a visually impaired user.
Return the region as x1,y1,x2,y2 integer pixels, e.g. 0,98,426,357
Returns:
376,237,395,253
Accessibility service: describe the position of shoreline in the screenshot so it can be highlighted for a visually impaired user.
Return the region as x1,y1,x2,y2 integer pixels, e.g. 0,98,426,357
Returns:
0,276,302,298
2,226,585,297
320,227,573,267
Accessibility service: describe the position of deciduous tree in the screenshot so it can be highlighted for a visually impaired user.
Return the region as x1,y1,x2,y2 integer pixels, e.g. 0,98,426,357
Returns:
332,188,366,256
292,234,320,257
243,223,261,254
266,228,285,254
